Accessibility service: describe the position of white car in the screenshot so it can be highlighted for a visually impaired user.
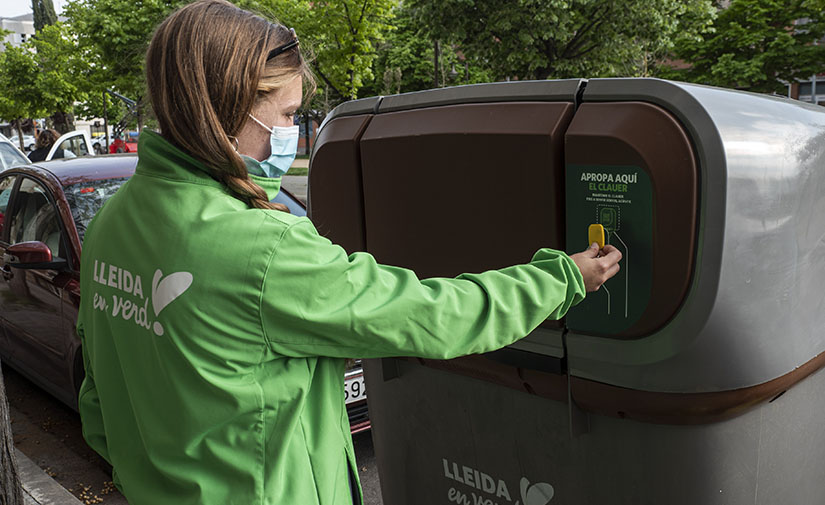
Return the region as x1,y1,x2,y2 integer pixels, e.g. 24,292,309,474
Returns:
0,133,31,170
46,130,95,160
0,130,95,170
9,134,35,151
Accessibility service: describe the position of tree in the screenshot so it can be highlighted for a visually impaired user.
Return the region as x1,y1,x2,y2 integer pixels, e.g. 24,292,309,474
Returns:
265,0,398,118
664,0,825,93
0,361,23,505
32,23,89,133
361,5,495,96
65,0,271,129
63,0,397,126
0,24,88,139
33,0,72,132
405,0,715,81
32,0,58,34
63,0,187,131
275,0,397,100
0,44,49,149
360,5,432,95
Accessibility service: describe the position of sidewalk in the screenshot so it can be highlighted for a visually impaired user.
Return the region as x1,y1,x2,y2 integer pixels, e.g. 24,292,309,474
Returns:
15,449,83,505
281,175,307,204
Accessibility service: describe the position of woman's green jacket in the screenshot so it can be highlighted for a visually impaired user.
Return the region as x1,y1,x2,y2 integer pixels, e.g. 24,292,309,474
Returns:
77,131,585,505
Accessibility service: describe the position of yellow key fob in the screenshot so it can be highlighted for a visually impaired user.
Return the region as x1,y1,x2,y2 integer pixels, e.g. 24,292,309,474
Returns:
588,224,605,249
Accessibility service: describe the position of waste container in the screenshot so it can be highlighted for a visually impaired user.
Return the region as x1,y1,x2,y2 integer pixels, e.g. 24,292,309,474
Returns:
308,78,825,505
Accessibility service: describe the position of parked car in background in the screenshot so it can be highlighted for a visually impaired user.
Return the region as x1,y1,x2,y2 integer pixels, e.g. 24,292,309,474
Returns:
0,133,31,170
47,130,94,159
108,132,138,154
91,134,108,155
2,131,95,168
9,135,36,152
0,155,369,433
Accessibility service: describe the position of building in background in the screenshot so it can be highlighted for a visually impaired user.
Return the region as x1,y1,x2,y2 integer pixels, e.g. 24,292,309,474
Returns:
791,75,825,104
0,13,35,50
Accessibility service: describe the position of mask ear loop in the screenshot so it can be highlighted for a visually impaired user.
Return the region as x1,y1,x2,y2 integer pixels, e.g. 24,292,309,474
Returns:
227,136,239,151
247,113,274,133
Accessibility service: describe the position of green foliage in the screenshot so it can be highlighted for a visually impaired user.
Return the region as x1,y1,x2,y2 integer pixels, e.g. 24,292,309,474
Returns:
62,0,396,120
63,0,185,126
359,5,495,96
32,23,88,121
404,0,715,80
0,22,88,134
32,0,58,32
665,0,825,93
361,5,433,95
264,0,398,105
285,164,308,176
0,43,47,125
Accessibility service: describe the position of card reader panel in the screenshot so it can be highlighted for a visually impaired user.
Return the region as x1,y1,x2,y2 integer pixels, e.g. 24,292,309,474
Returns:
565,101,699,338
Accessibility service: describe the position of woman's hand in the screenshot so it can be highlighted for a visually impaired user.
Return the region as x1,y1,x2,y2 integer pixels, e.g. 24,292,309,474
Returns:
570,243,622,292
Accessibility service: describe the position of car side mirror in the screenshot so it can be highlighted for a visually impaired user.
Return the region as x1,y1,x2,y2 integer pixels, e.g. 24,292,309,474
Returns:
5,241,68,270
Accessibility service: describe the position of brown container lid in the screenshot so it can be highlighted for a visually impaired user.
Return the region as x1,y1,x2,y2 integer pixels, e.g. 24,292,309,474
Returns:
308,114,373,254
358,102,575,279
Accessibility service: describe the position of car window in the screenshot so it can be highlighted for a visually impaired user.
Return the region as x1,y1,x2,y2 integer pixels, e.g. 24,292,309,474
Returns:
55,135,88,159
271,188,306,216
8,178,66,259
0,143,29,170
63,177,129,242
0,175,17,240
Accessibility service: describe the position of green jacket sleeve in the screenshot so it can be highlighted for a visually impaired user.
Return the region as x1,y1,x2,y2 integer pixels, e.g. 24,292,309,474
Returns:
76,323,111,465
260,220,585,359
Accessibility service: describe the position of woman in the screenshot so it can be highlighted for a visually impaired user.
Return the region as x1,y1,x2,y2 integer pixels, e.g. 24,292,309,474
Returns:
27,129,63,162
77,1,621,504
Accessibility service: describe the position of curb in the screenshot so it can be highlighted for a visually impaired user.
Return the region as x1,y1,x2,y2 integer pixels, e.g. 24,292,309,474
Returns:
15,448,84,505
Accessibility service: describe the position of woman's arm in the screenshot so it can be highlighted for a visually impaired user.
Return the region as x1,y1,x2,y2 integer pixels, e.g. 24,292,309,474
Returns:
259,220,586,359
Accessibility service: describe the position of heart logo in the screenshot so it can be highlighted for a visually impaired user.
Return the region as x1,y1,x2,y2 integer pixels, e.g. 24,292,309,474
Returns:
150,269,193,336
520,478,555,505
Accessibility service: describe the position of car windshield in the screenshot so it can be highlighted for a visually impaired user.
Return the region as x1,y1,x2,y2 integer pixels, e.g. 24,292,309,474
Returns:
63,177,130,241
0,142,30,170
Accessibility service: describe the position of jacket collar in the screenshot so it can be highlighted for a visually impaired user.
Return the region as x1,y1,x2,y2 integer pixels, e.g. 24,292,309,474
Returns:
136,131,281,200
251,174,281,200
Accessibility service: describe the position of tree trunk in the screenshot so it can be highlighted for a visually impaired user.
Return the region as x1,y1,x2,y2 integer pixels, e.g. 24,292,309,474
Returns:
0,360,23,505
433,40,440,88
14,120,24,152
49,111,74,134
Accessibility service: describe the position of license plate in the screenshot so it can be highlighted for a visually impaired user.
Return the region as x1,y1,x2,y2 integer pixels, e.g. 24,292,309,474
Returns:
344,374,366,405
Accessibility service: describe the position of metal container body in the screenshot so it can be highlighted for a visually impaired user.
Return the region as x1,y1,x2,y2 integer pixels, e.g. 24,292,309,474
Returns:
366,358,825,505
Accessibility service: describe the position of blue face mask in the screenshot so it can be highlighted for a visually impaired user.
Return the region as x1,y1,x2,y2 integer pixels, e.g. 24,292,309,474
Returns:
246,113,299,178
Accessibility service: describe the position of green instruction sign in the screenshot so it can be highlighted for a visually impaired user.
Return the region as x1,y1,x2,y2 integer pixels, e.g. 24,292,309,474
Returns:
565,165,653,336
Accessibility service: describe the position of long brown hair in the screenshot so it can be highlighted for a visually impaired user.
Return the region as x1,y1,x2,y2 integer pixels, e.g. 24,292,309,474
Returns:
35,129,59,150
145,0,314,211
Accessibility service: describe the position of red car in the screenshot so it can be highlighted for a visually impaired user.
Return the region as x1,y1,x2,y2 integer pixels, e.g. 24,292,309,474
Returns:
108,136,138,154
0,155,369,433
